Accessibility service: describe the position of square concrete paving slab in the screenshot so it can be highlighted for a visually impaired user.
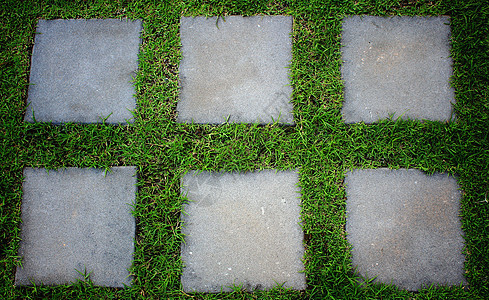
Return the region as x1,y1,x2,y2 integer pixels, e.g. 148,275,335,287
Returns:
345,168,465,291
177,16,294,124
25,19,142,124
180,170,305,292
15,167,137,287
341,16,455,123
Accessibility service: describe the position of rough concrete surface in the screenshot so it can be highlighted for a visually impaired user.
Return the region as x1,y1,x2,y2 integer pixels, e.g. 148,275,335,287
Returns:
15,167,137,287
177,16,294,124
341,16,455,123
25,19,142,124
345,168,465,291
180,170,305,292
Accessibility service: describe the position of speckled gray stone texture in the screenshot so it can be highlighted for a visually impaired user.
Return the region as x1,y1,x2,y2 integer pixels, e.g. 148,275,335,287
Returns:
177,16,294,124
25,19,142,124
341,16,455,123
180,170,305,292
15,167,137,287
345,168,465,291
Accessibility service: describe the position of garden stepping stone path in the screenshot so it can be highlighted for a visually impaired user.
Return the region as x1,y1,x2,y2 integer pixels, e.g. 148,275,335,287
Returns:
341,16,455,123
345,168,465,291
177,16,294,124
180,170,305,292
25,19,142,124
16,14,468,293
16,167,137,287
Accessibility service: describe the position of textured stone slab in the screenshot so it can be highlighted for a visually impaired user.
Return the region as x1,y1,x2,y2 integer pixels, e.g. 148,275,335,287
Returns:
345,168,465,291
177,16,294,124
341,16,455,123
16,167,137,287
180,170,305,292
25,19,142,124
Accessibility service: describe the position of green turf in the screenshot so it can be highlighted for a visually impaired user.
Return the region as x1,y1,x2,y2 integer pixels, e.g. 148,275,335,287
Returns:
1,0,488,299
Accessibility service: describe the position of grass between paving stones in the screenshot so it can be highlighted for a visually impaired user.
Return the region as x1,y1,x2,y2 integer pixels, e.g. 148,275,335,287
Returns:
0,0,488,299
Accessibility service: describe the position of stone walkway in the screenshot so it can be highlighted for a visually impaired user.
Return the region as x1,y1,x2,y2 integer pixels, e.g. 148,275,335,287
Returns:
17,16,464,292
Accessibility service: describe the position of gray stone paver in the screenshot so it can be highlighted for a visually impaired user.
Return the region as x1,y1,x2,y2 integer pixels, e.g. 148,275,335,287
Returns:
177,16,294,124
341,16,455,123
25,19,142,124
345,168,465,291
180,170,305,292
15,167,137,287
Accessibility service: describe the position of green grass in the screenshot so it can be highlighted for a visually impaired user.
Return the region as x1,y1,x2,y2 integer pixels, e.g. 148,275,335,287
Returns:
1,0,488,298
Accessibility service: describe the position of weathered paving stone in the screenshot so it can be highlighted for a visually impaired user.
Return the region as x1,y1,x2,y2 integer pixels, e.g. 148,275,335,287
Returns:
15,167,137,287
25,19,142,124
345,168,465,291
180,170,305,292
341,16,455,123
177,16,294,124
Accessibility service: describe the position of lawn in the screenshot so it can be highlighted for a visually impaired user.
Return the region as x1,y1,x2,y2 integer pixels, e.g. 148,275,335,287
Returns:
1,0,488,299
